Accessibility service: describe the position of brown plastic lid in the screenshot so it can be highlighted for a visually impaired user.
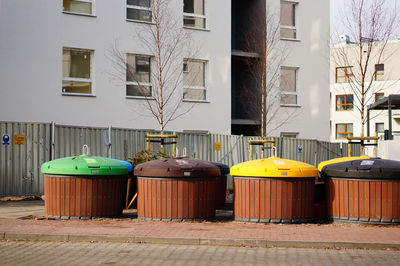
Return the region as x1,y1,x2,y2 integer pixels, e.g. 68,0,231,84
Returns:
134,158,220,178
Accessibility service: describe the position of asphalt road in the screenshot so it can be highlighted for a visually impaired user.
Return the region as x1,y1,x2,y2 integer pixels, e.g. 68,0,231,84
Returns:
1,240,400,265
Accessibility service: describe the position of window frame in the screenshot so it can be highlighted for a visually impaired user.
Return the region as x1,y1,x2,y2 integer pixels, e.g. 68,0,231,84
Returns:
280,66,299,107
280,132,298,138
375,64,384,81
126,0,153,23
183,0,207,30
62,47,94,97
63,0,95,16
280,0,298,40
183,59,208,102
375,93,384,102
336,94,354,111
126,54,153,99
375,122,384,134
335,123,353,140
335,66,354,83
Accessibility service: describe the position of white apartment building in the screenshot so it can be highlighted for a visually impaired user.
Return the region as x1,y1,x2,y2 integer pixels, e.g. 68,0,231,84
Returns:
232,0,330,140
0,0,330,140
330,39,400,143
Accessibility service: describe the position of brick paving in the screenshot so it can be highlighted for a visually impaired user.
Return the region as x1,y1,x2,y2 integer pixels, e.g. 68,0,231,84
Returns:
0,200,400,249
1,240,400,265
1,218,400,244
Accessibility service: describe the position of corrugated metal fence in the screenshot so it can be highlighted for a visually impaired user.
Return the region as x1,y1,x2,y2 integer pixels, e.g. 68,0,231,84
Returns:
0,121,358,197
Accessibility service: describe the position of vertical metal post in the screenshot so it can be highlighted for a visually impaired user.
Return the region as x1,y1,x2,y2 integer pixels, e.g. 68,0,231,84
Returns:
107,125,112,158
388,97,393,140
374,132,378,157
249,138,253,160
172,132,177,157
347,141,352,157
146,132,150,151
271,137,275,157
367,109,370,137
260,137,264,159
51,121,55,160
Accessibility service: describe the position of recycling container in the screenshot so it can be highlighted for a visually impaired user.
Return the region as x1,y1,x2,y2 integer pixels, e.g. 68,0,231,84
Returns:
41,155,129,219
315,156,370,221
134,158,220,221
231,157,318,223
209,162,230,209
103,157,134,209
320,157,400,223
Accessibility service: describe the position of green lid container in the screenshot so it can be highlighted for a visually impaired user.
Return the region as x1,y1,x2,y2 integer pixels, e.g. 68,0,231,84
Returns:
41,155,129,176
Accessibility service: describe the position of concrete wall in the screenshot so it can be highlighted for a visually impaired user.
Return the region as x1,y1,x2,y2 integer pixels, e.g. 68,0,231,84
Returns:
0,0,231,134
269,0,331,141
377,137,400,160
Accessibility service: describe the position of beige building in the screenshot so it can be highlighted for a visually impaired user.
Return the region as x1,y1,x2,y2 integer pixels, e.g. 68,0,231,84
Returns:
330,39,400,143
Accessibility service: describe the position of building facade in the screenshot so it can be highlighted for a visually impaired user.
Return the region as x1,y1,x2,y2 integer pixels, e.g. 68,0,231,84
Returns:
231,0,330,140
330,39,400,142
0,0,330,140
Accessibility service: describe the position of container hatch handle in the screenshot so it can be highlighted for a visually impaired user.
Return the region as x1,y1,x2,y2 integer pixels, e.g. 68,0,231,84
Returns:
82,144,90,156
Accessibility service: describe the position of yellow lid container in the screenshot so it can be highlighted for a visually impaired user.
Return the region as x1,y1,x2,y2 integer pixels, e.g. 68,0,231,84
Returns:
317,156,370,172
230,157,318,178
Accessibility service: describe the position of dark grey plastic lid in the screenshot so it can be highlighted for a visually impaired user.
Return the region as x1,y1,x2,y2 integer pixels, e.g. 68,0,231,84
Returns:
321,158,400,179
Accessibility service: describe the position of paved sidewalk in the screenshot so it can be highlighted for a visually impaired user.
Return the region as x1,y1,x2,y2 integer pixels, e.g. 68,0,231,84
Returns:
1,200,400,250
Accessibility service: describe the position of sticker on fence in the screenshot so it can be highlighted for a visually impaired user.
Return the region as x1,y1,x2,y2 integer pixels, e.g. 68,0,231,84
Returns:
13,135,25,145
2,134,10,145
214,142,221,151
297,145,303,154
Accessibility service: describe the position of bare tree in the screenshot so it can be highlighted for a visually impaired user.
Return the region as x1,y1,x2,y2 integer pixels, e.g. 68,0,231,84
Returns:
109,0,198,135
239,2,295,139
331,0,399,139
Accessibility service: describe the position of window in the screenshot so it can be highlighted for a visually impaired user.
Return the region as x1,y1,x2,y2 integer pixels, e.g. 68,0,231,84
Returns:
336,94,353,111
376,123,384,133
336,66,353,83
183,59,206,101
127,0,152,22
126,54,152,98
62,48,93,95
375,64,384,81
280,132,298,138
280,1,297,39
375,93,384,102
280,67,298,105
63,0,93,15
336,123,353,139
183,0,206,29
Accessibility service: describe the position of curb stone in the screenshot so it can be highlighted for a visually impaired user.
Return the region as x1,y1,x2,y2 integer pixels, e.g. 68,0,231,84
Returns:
266,240,335,249
134,236,200,246
4,233,68,241
68,235,135,243
199,238,267,247
1,232,400,250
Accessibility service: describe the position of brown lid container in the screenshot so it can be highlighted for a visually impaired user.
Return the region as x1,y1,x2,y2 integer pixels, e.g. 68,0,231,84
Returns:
134,158,220,178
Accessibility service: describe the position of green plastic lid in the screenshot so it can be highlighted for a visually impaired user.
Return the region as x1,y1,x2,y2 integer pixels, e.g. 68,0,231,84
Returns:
41,155,129,176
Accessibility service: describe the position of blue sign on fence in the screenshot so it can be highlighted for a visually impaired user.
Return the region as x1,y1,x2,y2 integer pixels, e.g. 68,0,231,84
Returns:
297,145,303,154
2,134,10,145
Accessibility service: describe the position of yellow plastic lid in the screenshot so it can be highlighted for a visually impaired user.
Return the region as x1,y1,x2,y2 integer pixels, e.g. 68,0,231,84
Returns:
317,156,370,172
230,157,318,178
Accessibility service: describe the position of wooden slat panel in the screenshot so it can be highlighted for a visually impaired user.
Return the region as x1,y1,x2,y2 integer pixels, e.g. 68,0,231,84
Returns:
259,180,265,220
381,181,392,220
249,180,255,219
270,179,277,219
394,182,400,220
254,179,260,220
281,181,288,220
156,180,161,219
